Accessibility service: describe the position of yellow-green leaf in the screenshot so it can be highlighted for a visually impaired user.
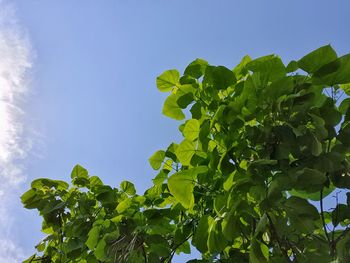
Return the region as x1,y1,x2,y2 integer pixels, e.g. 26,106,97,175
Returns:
156,69,180,92
183,119,200,141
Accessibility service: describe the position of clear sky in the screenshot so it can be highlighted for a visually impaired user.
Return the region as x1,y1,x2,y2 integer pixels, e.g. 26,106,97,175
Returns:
0,0,349,261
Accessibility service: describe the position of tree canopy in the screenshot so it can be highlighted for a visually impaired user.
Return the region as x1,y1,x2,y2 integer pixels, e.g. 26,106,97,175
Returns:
22,45,350,262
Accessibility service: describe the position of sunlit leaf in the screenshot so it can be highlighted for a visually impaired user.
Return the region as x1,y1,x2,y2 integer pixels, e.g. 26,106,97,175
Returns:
162,94,185,120
120,181,136,195
298,45,337,73
183,119,200,141
175,139,196,166
156,69,180,92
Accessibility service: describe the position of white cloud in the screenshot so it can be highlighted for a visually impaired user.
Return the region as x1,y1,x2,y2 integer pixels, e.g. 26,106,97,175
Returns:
0,1,33,262
0,239,26,263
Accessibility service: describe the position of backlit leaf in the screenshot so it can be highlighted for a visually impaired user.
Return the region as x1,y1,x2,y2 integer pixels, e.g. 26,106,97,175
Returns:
86,226,100,250
94,239,106,260
148,150,166,170
156,69,180,92
120,181,136,195
71,164,89,179
168,166,207,209
162,94,185,120
175,139,196,166
183,119,200,141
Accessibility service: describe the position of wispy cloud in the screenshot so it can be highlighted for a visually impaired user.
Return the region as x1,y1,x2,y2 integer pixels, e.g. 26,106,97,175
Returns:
0,0,33,261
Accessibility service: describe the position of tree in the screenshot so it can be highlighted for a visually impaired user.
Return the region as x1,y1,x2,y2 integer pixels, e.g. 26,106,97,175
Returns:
22,45,350,263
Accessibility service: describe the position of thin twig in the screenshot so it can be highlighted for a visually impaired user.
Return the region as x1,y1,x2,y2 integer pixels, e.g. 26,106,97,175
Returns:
162,233,193,263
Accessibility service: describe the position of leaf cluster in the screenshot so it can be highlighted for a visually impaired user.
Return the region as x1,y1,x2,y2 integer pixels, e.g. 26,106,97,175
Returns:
23,46,350,262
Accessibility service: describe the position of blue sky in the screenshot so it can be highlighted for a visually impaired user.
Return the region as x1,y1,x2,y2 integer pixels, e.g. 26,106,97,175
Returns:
0,0,349,261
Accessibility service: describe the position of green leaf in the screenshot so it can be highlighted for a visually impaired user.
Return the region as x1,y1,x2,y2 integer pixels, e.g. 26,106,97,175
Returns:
90,175,103,187
149,244,171,257
21,189,37,205
175,139,196,166
221,210,239,241
332,204,350,227
246,55,286,82
183,119,200,141
71,164,89,186
116,198,132,213
319,98,342,127
20,189,44,209
223,172,235,191
312,54,350,85
162,94,185,120
104,231,120,243
336,230,350,262
120,181,136,195
86,226,100,250
294,168,327,193
152,170,168,185
184,58,208,79
208,219,227,253
42,201,66,214
31,178,69,190
219,152,235,175
176,241,191,254
168,166,207,209
156,69,180,92
298,45,337,73
63,238,83,253
94,239,106,260
134,195,146,205
71,164,89,179
340,83,350,96
268,174,292,199
214,195,227,216
286,60,299,72
192,215,211,253
339,97,350,114
233,55,251,78
148,150,166,170
285,196,319,219
250,238,268,263
264,77,294,100
337,124,350,147
330,170,350,189
176,84,196,109
310,134,323,156
289,184,335,201
190,102,203,120
309,113,328,139
255,213,268,237
203,65,236,90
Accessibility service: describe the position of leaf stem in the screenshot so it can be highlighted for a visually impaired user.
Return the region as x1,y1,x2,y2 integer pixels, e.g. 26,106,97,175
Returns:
320,189,332,244
162,233,193,263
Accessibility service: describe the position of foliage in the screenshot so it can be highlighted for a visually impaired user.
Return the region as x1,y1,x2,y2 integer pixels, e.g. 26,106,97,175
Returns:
22,45,350,262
